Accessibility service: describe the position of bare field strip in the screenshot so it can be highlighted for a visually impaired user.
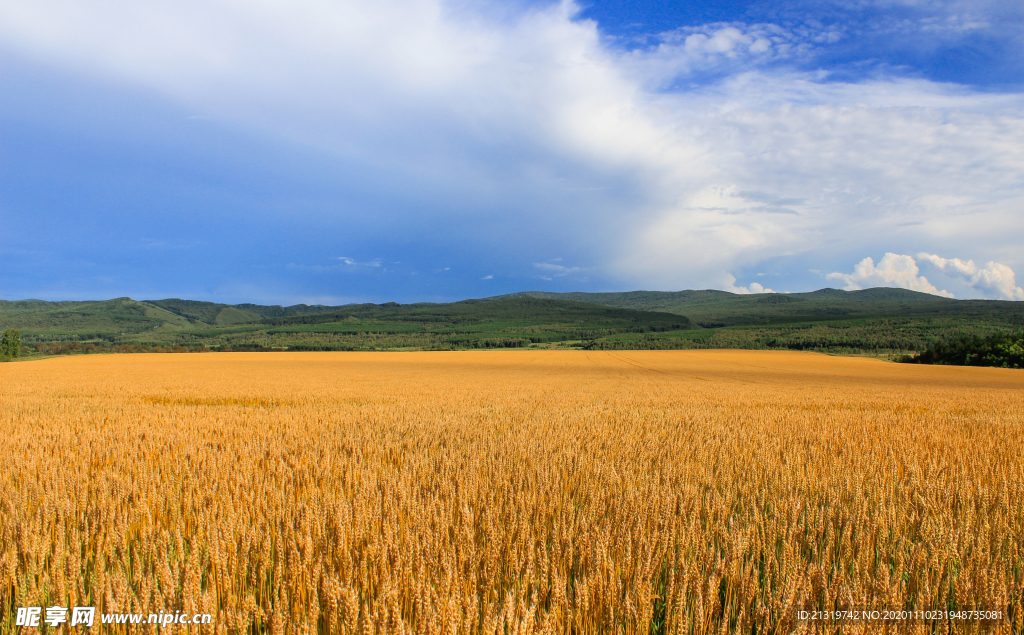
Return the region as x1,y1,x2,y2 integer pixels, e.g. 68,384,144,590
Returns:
2,351,1023,634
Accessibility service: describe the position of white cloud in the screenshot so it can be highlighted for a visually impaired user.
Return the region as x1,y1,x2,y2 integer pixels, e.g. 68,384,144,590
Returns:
918,253,1024,300
613,75,1024,289
533,261,587,280
746,282,774,294
827,253,954,297
828,252,1024,300
723,275,776,294
620,22,816,88
481,275,493,280
1,0,1022,293
336,257,381,267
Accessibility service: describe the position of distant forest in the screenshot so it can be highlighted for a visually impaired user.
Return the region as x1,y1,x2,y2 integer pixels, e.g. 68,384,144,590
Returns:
902,331,1024,368
2,288,1023,365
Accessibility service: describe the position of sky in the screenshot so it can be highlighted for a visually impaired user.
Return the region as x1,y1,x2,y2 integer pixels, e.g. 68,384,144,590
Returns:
1,0,1022,304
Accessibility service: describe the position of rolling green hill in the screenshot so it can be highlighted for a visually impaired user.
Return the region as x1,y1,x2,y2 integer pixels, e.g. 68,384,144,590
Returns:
145,298,342,324
0,297,344,340
2,288,1021,358
0,298,193,340
1,297,691,354
496,289,1024,355
503,288,1024,327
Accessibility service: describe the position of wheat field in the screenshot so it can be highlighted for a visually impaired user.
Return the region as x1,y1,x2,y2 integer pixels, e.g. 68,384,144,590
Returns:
1,351,1023,634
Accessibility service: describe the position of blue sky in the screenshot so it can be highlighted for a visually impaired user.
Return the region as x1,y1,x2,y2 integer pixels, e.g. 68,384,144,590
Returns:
2,0,1022,304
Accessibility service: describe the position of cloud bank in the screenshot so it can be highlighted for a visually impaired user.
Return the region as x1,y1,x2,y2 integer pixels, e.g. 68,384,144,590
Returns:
918,253,1024,300
1,0,1022,301
827,253,953,297
828,252,1024,300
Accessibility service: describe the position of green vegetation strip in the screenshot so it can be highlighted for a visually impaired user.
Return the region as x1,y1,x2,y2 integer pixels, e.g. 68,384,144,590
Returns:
2,289,1022,363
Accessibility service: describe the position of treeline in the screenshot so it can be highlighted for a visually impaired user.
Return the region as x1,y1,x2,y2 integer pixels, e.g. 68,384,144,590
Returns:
901,332,1024,368
260,298,690,330
204,331,540,352
30,341,210,356
11,311,1023,360
582,319,1022,355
